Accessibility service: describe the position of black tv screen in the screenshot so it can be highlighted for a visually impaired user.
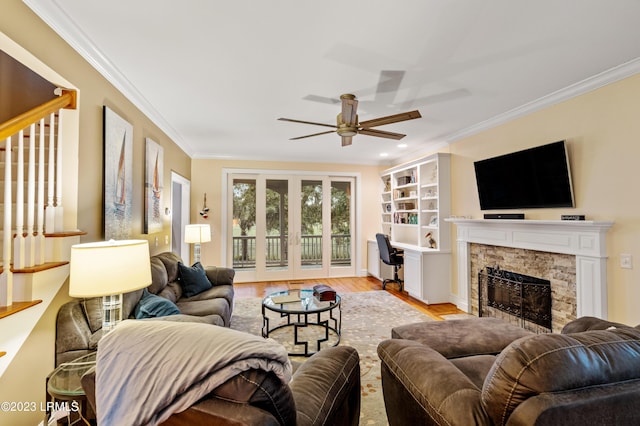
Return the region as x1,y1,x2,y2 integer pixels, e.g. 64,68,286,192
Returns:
474,141,574,210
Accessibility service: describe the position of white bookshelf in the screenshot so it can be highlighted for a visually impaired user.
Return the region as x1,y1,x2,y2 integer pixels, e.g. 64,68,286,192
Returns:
380,153,451,251
377,153,452,303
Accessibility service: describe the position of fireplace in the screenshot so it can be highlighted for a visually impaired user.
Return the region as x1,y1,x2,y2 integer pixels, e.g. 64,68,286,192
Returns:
479,267,552,332
447,218,613,333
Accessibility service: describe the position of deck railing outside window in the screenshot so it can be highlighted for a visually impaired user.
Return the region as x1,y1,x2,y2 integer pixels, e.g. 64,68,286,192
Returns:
232,234,351,269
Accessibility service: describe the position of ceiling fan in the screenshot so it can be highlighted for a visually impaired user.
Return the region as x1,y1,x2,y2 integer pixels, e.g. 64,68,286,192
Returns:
278,94,422,147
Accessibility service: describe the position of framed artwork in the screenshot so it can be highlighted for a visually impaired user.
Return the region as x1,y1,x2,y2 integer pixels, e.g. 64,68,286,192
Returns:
103,106,133,240
144,138,163,234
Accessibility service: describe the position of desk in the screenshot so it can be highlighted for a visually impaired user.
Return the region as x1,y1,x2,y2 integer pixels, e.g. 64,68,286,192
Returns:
369,240,450,304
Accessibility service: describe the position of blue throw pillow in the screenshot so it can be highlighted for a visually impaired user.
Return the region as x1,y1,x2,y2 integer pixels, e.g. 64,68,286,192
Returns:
178,261,212,297
135,289,181,319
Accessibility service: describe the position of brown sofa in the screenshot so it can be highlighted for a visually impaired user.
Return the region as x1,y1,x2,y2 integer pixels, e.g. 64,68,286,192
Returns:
55,252,235,365
81,344,361,426
378,317,640,425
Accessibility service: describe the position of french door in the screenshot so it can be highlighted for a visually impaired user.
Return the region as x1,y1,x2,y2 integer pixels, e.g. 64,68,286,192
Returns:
228,173,355,282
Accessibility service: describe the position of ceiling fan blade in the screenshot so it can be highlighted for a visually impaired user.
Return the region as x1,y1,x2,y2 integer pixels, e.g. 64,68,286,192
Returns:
358,128,405,140
289,130,336,140
278,118,337,129
340,94,358,125
359,110,422,128
341,136,353,147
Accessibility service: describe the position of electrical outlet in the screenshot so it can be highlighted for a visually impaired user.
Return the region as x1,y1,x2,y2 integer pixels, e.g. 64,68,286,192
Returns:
620,253,633,269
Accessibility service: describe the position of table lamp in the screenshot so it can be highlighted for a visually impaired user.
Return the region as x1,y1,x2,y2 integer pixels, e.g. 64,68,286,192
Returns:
184,224,211,263
69,239,151,333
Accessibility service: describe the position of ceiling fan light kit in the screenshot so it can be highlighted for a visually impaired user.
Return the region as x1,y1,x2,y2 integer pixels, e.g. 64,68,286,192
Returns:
279,93,421,147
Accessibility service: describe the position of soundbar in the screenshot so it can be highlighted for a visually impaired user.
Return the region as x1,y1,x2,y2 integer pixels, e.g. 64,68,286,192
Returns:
484,213,525,220
561,215,585,221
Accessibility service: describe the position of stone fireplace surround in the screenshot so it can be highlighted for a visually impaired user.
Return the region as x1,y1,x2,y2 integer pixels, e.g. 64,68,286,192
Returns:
447,219,613,331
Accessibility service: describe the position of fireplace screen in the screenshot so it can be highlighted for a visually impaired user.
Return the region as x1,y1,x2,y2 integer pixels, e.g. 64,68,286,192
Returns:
478,267,552,332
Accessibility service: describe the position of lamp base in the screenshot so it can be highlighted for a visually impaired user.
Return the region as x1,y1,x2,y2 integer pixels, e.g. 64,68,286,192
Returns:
193,243,201,263
102,294,123,333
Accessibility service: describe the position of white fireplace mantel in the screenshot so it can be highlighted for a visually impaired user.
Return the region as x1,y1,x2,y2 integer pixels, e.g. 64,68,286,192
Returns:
447,219,614,318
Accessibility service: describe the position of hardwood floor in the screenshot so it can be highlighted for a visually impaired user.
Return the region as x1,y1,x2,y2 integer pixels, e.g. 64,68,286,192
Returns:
234,276,465,321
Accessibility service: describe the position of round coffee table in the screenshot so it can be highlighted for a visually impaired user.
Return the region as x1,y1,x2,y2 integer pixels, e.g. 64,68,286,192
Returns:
262,289,341,356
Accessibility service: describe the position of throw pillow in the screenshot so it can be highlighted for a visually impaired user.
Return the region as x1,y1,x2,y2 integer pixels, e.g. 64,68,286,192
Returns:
135,289,181,319
178,261,212,297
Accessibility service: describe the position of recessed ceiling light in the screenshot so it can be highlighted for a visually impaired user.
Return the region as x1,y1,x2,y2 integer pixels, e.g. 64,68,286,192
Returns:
398,143,408,148
380,152,389,157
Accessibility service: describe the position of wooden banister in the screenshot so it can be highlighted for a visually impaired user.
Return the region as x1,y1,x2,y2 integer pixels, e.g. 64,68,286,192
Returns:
0,89,76,141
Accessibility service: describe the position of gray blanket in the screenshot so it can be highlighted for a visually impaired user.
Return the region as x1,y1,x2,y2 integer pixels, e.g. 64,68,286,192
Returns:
95,320,292,425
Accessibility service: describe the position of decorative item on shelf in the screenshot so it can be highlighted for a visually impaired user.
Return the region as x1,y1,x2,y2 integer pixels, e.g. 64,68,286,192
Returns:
385,204,391,212
429,215,438,226
313,284,336,302
397,176,413,186
185,223,211,263
69,240,152,333
199,193,210,219
409,190,417,198
425,232,437,249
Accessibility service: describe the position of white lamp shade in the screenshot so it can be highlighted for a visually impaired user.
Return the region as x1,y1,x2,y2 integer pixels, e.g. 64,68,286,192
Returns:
69,239,152,297
184,224,211,244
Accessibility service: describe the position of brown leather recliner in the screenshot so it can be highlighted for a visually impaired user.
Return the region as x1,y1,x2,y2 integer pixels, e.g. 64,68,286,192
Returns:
378,317,640,425
81,345,361,426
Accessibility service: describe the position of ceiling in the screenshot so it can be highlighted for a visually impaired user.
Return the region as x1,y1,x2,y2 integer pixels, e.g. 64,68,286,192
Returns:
25,0,640,166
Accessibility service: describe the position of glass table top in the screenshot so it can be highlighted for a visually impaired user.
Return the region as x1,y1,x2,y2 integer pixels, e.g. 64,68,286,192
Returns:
48,352,97,397
262,289,340,314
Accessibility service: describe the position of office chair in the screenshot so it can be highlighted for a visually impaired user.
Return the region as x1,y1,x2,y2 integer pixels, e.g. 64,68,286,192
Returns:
375,233,403,291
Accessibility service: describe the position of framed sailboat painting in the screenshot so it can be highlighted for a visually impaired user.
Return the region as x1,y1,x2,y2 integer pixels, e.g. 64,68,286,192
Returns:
144,138,163,234
103,106,133,240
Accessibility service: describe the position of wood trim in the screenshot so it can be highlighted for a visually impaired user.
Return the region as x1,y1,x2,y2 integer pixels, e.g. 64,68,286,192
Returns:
43,230,87,238
0,89,76,141
0,300,42,320
12,261,68,274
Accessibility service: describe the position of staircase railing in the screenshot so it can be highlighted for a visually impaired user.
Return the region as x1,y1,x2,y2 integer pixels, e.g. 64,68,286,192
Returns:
0,89,76,307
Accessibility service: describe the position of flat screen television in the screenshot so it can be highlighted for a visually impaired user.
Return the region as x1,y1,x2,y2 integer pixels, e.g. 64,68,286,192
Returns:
474,140,574,210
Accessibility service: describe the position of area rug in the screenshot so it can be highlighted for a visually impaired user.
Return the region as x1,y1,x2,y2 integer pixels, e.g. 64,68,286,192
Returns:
230,291,435,425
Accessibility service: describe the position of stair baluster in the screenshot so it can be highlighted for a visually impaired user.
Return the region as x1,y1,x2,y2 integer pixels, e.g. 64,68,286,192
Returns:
35,118,46,265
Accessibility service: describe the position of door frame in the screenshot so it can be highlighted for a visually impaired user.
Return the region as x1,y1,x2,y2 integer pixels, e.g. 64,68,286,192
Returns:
222,168,361,282
171,171,191,262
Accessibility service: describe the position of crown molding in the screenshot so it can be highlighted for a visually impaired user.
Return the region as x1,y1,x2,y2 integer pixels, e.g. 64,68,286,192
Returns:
443,57,640,144
23,0,195,156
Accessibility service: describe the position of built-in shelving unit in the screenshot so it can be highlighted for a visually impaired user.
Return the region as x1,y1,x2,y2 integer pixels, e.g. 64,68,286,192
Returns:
380,153,451,251
376,153,452,304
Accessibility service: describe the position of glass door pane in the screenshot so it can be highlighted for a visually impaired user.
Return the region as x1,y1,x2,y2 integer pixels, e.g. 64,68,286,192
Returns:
300,179,323,269
265,179,289,271
331,180,352,267
232,178,256,270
